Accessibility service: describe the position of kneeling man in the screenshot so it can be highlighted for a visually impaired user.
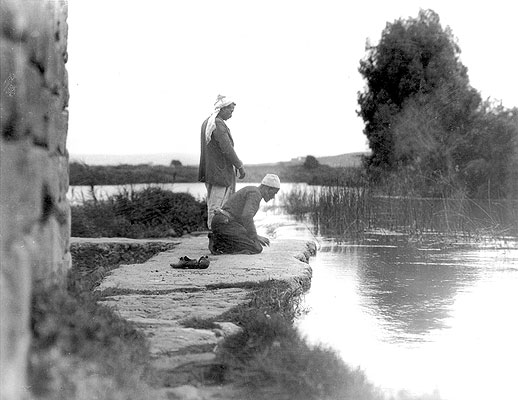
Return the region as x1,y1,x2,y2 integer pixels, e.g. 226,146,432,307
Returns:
209,174,280,254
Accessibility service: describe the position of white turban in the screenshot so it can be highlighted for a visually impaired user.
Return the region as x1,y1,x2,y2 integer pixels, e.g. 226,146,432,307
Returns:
205,95,236,144
261,174,281,189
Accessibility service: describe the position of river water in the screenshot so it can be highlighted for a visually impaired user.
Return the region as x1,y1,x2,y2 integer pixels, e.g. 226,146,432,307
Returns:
69,183,518,400
295,239,518,400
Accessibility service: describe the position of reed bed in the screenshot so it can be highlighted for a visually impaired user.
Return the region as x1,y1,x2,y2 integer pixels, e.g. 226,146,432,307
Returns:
282,185,518,240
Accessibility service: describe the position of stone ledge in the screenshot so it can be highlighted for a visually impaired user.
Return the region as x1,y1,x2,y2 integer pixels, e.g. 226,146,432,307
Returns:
97,236,313,292
95,236,314,392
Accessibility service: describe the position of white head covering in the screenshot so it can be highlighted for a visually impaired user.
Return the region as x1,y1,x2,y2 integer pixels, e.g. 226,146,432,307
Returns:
261,174,281,189
205,95,236,144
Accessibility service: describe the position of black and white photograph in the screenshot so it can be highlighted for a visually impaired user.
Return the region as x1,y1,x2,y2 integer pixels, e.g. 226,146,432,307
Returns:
1,1,517,399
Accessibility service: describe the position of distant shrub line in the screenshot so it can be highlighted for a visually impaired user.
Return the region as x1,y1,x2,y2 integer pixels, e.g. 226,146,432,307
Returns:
69,161,360,187
69,162,197,185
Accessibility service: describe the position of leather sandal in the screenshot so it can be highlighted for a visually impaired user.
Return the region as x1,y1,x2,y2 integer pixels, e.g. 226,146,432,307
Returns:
170,256,210,270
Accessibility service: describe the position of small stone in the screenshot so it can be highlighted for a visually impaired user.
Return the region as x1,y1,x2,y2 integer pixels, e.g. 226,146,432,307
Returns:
212,322,242,338
306,241,317,255
166,385,203,400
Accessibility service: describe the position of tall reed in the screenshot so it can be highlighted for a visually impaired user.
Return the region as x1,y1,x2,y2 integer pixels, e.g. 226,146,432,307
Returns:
282,184,518,239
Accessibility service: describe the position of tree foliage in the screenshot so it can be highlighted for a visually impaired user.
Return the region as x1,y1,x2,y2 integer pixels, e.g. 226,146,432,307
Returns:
358,9,518,198
358,9,479,169
461,103,518,198
303,155,320,169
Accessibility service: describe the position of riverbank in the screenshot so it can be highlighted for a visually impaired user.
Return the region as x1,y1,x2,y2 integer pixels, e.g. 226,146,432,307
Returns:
91,235,316,399
35,230,443,399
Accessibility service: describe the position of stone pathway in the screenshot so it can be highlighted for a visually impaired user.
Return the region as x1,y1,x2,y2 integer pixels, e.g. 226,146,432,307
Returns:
97,235,315,399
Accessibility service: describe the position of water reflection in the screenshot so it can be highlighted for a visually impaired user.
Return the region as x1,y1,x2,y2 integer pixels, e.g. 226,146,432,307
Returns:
346,245,480,342
298,240,518,400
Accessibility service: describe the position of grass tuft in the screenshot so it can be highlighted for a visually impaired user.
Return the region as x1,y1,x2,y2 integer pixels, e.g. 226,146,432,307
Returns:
29,283,156,399
199,280,388,400
28,243,170,400
71,186,207,238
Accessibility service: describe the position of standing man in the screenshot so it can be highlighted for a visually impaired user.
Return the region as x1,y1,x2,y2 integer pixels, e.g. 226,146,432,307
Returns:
199,94,246,230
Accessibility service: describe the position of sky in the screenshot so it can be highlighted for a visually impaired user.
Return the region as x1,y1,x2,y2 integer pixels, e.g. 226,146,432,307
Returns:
66,0,518,165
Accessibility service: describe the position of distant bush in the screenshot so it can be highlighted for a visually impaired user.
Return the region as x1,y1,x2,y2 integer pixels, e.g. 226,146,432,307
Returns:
71,187,207,238
303,155,320,169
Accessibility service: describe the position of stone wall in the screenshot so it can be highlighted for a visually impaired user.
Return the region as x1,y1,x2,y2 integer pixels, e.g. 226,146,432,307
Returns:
0,0,69,399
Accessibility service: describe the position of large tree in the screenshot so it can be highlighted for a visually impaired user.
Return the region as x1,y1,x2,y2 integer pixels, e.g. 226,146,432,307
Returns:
357,9,481,175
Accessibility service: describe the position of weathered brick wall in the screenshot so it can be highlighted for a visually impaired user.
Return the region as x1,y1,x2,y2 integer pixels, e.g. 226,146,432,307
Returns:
0,0,69,398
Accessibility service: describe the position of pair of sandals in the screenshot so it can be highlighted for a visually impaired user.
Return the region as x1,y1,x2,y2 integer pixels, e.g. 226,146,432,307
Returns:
170,255,210,270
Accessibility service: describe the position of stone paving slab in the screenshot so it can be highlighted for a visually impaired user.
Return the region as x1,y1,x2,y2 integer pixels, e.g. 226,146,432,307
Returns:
98,236,314,291
100,288,249,322
100,288,250,358
95,235,315,397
